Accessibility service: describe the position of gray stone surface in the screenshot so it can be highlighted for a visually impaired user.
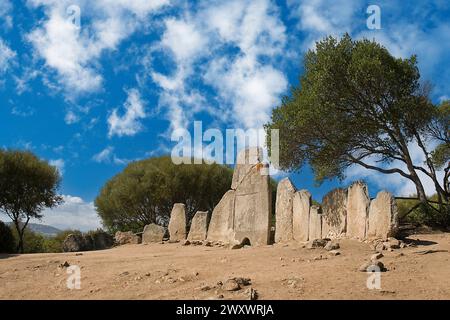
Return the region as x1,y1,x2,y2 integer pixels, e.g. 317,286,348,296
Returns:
321,188,347,238
233,163,271,246
168,203,187,241
207,190,235,243
346,181,370,239
188,211,209,241
292,190,311,241
142,223,165,243
309,205,322,240
275,178,296,243
114,231,141,245
368,191,399,239
231,147,263,190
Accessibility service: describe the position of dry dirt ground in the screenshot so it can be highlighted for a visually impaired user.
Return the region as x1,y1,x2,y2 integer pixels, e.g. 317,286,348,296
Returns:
1,232,449,300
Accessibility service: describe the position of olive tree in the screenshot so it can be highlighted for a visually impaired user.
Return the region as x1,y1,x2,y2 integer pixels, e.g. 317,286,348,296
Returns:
266,34,449,214
0,150,63,253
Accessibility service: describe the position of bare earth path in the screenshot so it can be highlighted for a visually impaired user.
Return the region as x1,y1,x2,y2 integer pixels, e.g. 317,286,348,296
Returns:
1,233,449,300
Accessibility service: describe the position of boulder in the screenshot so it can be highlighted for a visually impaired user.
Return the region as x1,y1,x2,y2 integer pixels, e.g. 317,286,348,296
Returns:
321,188,347,238
187,211,209,241
309,205,323,240
275,178,296,243
168,203,187,242
142,224,165,243
115,231,141,245
346,181,370,239
292,190,311,241
368,191,399,239
324,241,340,251
305,238,328,249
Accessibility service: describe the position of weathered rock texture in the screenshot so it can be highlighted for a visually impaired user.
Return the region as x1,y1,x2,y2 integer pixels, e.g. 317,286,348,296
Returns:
142,224,165,243
231,147,262,190
233,162,271,246
346,181,370,239
309,205,322,240
62,234,85,252
321,188,347,238
275,178,296,242
292,190,311,241
115,231,141,245
188,211,209,241
168,203,187,241
207,147,271,246
207,190,235,243
368,191,399,239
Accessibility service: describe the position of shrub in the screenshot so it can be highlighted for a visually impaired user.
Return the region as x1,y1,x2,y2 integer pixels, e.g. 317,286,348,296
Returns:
0,221,15,253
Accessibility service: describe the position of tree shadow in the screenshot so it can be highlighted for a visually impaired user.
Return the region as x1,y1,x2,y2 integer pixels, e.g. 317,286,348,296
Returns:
0,254,19,259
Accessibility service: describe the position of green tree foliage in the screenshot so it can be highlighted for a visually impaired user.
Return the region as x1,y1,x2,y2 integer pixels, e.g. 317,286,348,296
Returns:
10,227,45,253
95,156,233,233
0,221,15,253
266,34,449,215
0,150,63,253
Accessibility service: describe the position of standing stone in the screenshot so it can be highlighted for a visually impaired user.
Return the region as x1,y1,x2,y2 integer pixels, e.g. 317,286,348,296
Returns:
207,190,235,243
309,205,322,240
368,191,399,239
168,203,187,241
142,224,165,243
321,188,347,239
275,178,296,243
188,211,209,241
346,181,370,239
292,190,311,241
233,156,271,246
231,147,263,190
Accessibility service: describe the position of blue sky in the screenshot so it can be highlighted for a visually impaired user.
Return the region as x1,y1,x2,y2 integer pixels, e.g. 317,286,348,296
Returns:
0,0,449,231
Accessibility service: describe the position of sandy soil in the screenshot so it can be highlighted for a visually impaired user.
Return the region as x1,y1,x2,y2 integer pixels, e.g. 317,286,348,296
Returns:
1,232,449,300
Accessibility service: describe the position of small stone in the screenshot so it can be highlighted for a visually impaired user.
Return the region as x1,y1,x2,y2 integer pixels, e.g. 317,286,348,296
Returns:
119,271,130,277
182,240,191,246
75,253,83,256
223,279,240,291
59,261,70,268
328,250,340,256
199,285,211,291
231,244,243,250
359,261,386,272
324,241,340,251
371,253,384,261
245,288,258,300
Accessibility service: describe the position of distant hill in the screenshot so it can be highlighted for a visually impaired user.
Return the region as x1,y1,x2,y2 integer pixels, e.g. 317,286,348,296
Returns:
7,222,62,237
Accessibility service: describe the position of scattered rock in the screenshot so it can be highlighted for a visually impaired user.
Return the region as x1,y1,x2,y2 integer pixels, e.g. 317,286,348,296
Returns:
142,224,166,244
59,261,70,268
324,241,340,251
244,288,258,300
119,271,130,277
223,279,240,291
230,243,243,250
306,239,328,249
182,240,191,246
371,253,384,261
359,261,386,272
328,250,340,256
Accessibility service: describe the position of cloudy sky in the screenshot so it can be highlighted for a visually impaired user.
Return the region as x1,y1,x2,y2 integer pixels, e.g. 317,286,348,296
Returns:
0,0,449,231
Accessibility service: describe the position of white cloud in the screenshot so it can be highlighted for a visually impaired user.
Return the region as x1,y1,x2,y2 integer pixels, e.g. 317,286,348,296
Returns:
37,195,102,232
27,0,168,96
49,158,65,175
92,146,129,165
0,39,15,73
0,0,13,29
107,88,146,137
151,0,288,133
